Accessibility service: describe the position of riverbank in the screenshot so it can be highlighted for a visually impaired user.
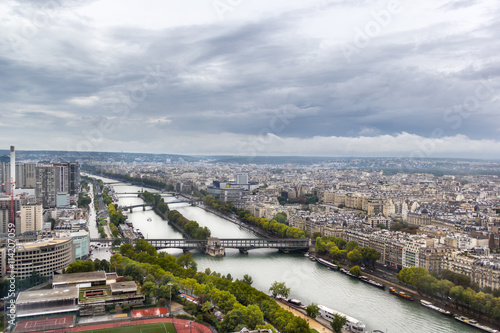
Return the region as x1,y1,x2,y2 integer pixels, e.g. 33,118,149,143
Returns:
197,203,272,239
274,299,336,333
327,258,500,331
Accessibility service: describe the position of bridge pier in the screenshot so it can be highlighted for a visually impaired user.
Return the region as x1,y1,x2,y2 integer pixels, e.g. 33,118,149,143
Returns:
129,207,133,213
143,205,146,211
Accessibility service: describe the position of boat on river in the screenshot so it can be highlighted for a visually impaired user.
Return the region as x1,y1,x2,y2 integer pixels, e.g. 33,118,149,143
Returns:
319,305,367,333
420,300,452,316
340,267,357,278
316,258,339,270
359,276,385,289
454,315,499,332
389,287,413,300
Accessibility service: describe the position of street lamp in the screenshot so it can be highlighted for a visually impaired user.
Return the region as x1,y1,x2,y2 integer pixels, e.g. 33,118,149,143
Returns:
167,282,173,317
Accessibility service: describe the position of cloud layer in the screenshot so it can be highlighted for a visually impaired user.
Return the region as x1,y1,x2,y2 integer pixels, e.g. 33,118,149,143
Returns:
0,0,499,158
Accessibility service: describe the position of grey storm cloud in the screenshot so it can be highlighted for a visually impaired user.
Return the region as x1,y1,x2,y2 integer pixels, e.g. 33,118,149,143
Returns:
0,0,499,156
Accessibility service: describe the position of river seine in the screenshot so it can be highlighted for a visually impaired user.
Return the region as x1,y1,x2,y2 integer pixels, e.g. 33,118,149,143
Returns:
90,176,480,332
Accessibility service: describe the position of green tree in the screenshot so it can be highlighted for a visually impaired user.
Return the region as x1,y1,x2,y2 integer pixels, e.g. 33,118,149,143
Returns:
312,232,322,238
347,248,362,265
219,308,245,332
269,281,290,299
331,313,347,333
306,303,319,318
273,212,287,224
345,240,358,252
142,281,157,299
243,304,265,329
349,265,362,277
242,274,253,285
177,252,197,270
360,247,381,268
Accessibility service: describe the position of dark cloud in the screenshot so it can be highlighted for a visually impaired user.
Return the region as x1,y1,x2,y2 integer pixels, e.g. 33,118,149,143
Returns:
0,0,499,155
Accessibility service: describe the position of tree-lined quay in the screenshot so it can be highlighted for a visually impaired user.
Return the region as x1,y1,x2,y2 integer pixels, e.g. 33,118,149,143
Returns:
86,174,489,332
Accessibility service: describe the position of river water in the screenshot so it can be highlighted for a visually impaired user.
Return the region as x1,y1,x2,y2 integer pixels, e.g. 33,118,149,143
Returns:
88,175,481,333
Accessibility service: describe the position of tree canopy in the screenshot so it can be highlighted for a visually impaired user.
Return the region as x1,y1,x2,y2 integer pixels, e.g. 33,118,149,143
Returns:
269,281,290,299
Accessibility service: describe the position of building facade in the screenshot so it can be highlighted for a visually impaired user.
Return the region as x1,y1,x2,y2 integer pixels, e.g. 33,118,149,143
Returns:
11,237,75,279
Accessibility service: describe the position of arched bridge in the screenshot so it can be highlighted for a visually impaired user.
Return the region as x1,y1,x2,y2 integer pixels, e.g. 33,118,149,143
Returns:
90,238,314,254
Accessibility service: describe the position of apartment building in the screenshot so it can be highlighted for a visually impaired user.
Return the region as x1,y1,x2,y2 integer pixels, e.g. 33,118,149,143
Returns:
11,237,75,280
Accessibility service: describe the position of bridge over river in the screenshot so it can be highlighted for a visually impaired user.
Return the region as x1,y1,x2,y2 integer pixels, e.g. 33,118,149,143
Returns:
90,237,314,255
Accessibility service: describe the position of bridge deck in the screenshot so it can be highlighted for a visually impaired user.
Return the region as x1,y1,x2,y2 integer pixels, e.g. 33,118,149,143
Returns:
90,238,310,250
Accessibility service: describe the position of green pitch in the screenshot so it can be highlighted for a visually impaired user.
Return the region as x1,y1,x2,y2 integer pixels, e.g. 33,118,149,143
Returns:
84,322,176,333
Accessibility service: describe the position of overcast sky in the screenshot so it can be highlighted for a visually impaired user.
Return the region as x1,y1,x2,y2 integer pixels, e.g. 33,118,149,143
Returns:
1,0,499,158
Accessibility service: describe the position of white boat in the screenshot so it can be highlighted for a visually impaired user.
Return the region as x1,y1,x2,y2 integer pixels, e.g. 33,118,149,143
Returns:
316,258,339,270
420,300,452,316
318,305,367,333
455,315,499,333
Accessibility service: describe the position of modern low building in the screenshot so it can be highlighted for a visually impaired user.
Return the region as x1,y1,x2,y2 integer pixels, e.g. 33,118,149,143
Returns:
17,271,144,319
53,271,107,288
16,287,79,319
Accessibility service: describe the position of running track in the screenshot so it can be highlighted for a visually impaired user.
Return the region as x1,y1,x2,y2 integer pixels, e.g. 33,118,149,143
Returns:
29,318,212,333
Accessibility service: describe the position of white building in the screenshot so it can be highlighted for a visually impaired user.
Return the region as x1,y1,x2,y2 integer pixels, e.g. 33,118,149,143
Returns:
19,204,43,235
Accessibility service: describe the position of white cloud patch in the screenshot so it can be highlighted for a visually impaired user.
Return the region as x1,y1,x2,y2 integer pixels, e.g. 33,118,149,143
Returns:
68,95,100,106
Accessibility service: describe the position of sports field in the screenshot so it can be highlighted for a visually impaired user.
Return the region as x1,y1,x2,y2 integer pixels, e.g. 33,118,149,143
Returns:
83,322,176,333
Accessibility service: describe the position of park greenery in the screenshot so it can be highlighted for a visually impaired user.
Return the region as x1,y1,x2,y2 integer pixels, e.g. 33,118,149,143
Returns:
167,210,211,239
108,203,127,226
397,266,500,321
77,192,91,208
98,225,106,238
142,191,169,215
203,194,306,238
66,259,111,273
102,187,113,206
109,239,311,332
110,223,119,237
203,194,236,214
84,167,174,191
315,237,381,268
272,212,288,224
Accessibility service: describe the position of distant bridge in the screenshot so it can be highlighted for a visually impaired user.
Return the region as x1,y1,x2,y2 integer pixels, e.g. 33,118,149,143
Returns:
115,192,142,195
113,192,178,196
90,237,313,253
121,204,153,212
121,199,202,212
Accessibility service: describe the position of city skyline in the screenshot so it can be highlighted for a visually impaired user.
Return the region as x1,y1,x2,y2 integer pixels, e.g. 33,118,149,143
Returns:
1,0,499,158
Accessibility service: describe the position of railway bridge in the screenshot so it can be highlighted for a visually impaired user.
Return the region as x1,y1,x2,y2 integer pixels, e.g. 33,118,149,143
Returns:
90,237,314,255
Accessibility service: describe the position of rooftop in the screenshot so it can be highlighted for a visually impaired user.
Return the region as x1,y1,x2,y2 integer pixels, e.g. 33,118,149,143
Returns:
16,238,71,250
53,271,106,286
17,286,78,304
110,281,138,294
